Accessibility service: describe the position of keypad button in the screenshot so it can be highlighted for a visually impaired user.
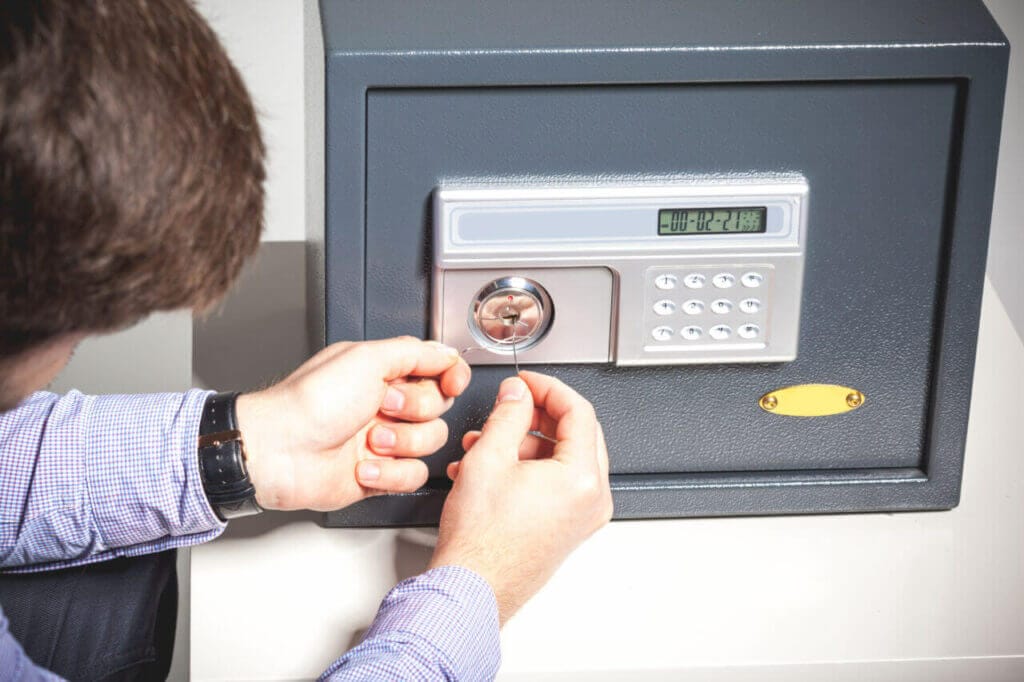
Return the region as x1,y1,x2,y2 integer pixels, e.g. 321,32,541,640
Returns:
683,273,706,289
712,273,736,289
654,274,677,291
739,298,762,314
710,299,733,315
651,326,674,342
682,299,705,315
653,299,676,316
738,323,760,339
741,272,764,288
709,324,732,340
681,325,703,341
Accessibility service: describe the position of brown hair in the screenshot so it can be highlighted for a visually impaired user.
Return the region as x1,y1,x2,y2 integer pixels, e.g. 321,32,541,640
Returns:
0,0,265,359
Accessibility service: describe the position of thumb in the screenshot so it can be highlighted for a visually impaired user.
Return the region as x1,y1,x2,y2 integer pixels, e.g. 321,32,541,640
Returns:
370,337,460,381
464,376,534,468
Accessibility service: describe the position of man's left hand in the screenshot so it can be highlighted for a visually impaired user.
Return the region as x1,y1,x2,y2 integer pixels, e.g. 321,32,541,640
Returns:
234,337,470,511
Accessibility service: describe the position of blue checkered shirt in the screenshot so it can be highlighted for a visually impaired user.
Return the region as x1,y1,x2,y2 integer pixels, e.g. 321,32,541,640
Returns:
0,391,500,680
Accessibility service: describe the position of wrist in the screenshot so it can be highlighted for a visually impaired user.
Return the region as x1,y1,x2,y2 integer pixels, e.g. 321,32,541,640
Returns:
197,391,263,520
236,389,307,512
429,550,514,625
234,390,283,510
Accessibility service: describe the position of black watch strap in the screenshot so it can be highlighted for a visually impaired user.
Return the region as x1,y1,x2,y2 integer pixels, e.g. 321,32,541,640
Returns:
198,392,262,520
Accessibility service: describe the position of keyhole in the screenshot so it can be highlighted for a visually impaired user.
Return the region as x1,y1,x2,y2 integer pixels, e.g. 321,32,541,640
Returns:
468,276,553,353
500,308,521,327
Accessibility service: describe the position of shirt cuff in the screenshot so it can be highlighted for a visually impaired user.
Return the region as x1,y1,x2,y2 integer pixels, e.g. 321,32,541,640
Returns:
322,565,501,681
84,389,226,548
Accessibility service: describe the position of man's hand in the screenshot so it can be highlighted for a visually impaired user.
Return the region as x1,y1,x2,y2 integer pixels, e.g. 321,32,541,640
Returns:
429,371,613,624
234,337,471,511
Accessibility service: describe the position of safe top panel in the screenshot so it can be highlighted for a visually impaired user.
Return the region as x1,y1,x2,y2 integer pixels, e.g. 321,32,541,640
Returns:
320,0,1005,54
317,0,1009,526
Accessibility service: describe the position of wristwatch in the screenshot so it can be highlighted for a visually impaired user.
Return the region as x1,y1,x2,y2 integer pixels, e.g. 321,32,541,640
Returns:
197,392,263,520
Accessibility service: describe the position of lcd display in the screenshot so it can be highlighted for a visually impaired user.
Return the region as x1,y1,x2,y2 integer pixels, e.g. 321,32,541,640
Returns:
658,207,767,235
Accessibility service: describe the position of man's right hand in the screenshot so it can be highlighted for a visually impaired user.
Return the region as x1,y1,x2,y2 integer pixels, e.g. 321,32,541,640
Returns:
428,371,613,624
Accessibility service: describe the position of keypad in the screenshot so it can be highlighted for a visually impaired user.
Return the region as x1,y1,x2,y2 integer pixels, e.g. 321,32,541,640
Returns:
653,299,676,316
711,273,736,289
683,273,706,289
682,299,705,315
741,272,764,288
651,326,674,341
654,274,677,290
681,325,703,341
738,323,760,339
739,298,761,314
710,298,733,315
644,266,771,350
709,324,732,340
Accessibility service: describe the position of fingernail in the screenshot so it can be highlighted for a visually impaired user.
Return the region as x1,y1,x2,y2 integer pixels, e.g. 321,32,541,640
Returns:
428,341,460,357
382,386,405,412
497,377,527,402
357,461,381,482
370,426,397,449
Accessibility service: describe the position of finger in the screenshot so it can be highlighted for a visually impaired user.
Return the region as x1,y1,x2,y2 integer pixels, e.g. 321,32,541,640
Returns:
518,371,598,471
438,358,472,397
446,460,461,480
356,457,429,493
462,408,557,446
365,336,461,381
461,431,480,451
380,378,455,422
367,418,449,457
464,376,535,467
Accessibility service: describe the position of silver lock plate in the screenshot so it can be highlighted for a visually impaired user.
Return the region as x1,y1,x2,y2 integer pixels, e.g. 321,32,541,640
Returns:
435,267,614,365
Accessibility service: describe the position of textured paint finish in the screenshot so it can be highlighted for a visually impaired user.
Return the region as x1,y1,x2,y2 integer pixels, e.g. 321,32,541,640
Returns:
364,82,952,478
318,0,1009,525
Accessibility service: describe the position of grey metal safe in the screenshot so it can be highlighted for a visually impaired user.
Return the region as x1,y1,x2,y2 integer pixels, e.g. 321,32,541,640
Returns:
312,0,1009,526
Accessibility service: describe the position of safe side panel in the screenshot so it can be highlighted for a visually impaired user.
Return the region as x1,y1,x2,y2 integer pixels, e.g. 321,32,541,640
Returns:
362,81,958,478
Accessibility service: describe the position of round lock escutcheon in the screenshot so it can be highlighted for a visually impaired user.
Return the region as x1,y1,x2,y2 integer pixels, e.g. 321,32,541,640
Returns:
469,276,553,353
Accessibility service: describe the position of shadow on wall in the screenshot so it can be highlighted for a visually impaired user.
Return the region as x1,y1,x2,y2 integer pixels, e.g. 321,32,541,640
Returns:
193,241,311,392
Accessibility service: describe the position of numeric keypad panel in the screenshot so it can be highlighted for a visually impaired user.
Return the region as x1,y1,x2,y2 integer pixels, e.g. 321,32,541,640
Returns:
644,265,772,353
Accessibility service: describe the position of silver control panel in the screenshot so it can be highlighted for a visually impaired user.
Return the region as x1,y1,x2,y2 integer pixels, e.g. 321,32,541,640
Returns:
432,178,808,366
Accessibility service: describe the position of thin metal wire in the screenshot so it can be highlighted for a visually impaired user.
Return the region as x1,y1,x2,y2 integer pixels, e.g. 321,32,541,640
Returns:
458,320,556,445
527,430,558,444
510,324,520,374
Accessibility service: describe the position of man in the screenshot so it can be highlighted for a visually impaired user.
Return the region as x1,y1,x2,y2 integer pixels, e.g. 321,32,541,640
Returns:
0,1,612,680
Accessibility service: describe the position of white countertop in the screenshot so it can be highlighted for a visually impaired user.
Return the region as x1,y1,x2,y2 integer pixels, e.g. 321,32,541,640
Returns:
190,279,1024,681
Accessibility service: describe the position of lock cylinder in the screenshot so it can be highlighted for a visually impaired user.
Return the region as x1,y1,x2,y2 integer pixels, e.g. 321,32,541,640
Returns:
469,276,553,353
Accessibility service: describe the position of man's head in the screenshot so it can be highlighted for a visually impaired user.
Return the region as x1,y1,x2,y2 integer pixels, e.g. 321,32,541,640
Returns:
0,0,265,409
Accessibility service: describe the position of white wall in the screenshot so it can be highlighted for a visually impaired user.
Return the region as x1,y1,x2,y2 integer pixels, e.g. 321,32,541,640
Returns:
195,0,307,243
984,0,1024,336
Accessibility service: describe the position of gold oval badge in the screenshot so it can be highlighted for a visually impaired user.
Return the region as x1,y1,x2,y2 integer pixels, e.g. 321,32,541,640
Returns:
759,384,865,417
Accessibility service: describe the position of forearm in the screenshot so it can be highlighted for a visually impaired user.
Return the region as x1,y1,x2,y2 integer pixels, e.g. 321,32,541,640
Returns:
0,390,225,571
0,608,63,681
321,566,500,681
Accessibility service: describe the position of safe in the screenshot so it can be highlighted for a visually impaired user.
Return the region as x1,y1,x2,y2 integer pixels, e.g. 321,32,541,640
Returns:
311,0,1009,526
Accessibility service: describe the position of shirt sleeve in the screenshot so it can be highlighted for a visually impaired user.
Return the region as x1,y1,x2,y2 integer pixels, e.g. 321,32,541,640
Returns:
0,606,63,681
321,565,501,682
0,390,226,572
